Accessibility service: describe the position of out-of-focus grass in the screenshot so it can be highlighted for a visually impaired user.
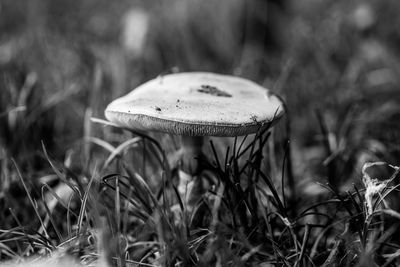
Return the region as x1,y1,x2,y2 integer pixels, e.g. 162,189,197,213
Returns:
1,0,400,266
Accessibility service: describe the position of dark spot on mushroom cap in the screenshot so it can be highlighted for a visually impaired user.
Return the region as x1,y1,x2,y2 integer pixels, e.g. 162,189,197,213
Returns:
197,84,232,97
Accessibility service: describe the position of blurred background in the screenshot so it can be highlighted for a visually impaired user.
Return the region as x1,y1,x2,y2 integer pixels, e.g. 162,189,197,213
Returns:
0,0,400,195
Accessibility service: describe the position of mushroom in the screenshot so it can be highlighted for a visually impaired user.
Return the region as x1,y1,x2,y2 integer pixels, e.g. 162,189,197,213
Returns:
105,72,284,204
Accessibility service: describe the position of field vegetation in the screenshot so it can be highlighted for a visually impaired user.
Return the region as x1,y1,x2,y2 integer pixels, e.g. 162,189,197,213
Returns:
1,0,400,266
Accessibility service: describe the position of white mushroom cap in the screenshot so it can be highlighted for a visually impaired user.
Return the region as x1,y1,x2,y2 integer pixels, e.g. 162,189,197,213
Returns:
105,72,284,136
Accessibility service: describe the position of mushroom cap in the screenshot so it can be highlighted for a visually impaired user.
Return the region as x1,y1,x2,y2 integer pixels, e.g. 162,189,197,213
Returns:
105,72,284,136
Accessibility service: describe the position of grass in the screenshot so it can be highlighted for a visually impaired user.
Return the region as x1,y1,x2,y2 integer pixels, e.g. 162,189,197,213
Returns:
1,0,400,266
1,121,400,266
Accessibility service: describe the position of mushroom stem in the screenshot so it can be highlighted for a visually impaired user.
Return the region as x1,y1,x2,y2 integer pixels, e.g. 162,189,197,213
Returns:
175,135,205,207
180,135,205,175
